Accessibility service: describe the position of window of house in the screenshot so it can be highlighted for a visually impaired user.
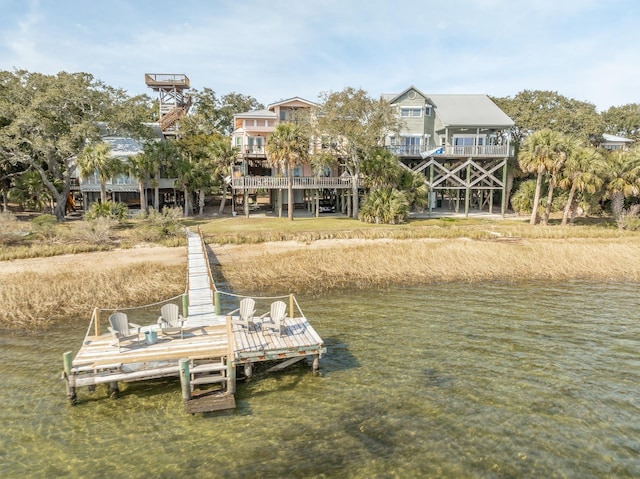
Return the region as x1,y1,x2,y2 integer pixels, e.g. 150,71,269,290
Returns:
425,105,432,116
400,108,422,118
235,137,242,147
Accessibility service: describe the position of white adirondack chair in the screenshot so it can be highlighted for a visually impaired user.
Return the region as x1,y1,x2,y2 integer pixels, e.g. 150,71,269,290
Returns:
229,297,256,331
108,312,141,352
260,300,287,337
157,303,186,338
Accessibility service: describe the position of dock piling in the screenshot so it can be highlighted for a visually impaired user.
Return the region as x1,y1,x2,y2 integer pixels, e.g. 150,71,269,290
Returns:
62,351,76,403
179,358,191,401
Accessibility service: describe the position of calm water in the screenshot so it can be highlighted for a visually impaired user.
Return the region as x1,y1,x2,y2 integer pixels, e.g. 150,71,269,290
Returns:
1,281,639,478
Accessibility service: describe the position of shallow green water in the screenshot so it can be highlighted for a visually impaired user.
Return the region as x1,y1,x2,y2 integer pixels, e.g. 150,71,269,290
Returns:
1,281,639,478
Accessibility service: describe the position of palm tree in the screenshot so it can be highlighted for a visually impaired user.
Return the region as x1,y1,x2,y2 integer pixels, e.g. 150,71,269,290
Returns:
77,142,122,203
128,153,154,212
541,134,579,225
604,147,640,222
557,145,605,225
207,136,238,215
518,129,566,225
142,140,179,210
265,123,310,220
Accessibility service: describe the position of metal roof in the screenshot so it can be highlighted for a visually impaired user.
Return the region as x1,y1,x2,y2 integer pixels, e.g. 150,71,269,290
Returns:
602,133,634,143
233,109,276,119
428,94,514,128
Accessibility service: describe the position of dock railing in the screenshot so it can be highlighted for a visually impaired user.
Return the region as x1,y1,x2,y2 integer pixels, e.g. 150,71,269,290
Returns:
85,293,189,341
219,291,303,320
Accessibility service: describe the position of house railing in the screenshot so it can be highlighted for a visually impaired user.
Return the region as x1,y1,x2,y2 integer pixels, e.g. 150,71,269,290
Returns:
386,144,511,158
243,145,266,155
232,176,356,190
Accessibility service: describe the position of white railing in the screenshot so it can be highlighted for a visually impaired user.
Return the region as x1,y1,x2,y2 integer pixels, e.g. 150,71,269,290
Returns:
232,176,356,190
386,145,511,157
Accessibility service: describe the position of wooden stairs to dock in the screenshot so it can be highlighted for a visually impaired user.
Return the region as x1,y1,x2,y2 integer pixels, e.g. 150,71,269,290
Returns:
183,356,236,414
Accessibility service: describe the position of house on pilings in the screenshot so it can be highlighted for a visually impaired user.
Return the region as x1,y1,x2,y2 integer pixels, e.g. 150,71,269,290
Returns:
382,86,515,216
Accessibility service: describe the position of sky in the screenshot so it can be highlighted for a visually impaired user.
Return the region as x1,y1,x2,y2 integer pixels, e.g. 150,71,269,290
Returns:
1,0,639,112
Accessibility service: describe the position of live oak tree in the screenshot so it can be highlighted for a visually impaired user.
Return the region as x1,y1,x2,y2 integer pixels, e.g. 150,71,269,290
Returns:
0,69,154,220
312,87,401,219
182,88,263,136
492,90,605,146
601,103,640,141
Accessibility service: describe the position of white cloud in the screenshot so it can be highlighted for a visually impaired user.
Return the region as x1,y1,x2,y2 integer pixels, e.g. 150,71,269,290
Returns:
0,0,639,110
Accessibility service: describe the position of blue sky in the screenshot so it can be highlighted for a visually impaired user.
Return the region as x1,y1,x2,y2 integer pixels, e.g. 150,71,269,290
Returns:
1,0,639,111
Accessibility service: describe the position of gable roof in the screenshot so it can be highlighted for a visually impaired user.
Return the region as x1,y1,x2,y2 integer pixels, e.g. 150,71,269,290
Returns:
384,85,429,104
428,94,514,128
267,97,317,110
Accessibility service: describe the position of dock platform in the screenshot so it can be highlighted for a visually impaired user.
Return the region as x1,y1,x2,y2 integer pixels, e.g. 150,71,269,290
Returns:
62,228,326,412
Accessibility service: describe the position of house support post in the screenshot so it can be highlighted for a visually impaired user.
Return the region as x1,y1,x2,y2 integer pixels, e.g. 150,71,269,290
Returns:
428,163,434,217
244,190,249,218
489,188,494,214
501,159,508,216
464,161,471,217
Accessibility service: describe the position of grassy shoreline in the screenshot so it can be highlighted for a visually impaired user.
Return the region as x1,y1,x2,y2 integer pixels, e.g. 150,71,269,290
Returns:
2,216,640,331
211,236,640,293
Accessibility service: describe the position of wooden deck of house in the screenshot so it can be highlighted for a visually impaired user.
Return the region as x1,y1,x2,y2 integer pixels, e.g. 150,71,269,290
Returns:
62,228,326,413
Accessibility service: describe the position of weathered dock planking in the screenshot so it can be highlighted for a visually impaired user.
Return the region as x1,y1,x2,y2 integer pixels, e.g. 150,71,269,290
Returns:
62,228,326,413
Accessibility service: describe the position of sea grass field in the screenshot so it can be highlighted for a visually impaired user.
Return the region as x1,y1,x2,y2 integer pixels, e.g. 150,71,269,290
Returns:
1,214,640,477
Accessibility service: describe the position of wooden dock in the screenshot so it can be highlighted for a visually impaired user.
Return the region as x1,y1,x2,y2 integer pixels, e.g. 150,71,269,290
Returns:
62,228,326,413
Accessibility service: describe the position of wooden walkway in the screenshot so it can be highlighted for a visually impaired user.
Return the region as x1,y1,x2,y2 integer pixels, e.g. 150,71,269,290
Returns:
63,228,326,413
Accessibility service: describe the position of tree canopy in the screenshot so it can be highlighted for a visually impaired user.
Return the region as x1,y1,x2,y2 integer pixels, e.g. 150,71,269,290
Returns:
313,87,401,218
601,103,640,141
492,90,604,147
0,69,154,219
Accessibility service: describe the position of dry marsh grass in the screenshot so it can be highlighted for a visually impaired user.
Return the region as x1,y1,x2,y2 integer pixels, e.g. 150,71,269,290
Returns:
213,237,640,293
0,263,185,332
0,244,186,332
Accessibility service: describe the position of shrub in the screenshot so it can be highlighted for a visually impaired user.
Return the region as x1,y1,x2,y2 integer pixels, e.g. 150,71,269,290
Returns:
0,211,28,246
510,180,536,215
133,207,184,241
85,201,128,221
31,214,60,240
360,188,409,224
70,217,118,243
616,204,640,230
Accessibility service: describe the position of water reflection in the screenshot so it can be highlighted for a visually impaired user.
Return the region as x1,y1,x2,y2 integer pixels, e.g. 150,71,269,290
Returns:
1,281,639,478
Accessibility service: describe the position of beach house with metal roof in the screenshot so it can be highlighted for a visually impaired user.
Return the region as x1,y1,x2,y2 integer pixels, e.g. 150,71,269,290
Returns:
383,86,515,215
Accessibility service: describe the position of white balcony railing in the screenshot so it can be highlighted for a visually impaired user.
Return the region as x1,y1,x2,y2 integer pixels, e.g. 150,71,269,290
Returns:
232,176,356,190
386,145,511,158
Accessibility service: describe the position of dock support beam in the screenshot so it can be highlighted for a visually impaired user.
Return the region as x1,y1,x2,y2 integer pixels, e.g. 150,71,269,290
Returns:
182,293,189,318
214,291,221,315
313,354,320,376
63,351,76,403
109,381,119,399
179,358,191,401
